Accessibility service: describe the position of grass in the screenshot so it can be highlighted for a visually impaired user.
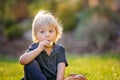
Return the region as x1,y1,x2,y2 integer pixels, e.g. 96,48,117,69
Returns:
0,56,23,80
0,53,120,80
66,53,120,80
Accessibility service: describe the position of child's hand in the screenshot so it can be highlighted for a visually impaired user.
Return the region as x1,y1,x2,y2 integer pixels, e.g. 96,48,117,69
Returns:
45,40,53,48
38,40,53,50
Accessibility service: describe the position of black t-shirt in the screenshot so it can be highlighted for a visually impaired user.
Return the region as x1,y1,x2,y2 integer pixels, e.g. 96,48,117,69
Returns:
26,43,68,80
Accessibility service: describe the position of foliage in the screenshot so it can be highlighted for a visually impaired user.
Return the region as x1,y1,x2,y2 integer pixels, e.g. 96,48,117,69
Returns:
75,6,120,51
4,19,23,40
0,0,27,40
1,0,83,38
56,3,77,31
0,53,120,80
2,0,120,40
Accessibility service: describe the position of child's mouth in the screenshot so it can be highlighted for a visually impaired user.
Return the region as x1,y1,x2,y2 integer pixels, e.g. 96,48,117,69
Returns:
47,40,50,42
45,40,53,48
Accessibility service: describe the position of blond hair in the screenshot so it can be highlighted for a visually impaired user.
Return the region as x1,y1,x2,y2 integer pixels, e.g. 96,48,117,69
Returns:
32,10,63,43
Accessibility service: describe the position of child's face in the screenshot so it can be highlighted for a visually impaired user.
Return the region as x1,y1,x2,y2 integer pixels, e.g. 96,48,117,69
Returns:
36,26,57,43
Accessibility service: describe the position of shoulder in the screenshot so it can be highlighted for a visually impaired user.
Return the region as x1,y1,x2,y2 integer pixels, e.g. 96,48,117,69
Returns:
29,43,38,49
54,43,65,52
26,43,38,52
31,43,38,47
55,43,65,49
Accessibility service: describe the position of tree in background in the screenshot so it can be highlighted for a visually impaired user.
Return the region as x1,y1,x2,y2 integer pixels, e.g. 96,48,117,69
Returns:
1,0,120,54
75,0,120,53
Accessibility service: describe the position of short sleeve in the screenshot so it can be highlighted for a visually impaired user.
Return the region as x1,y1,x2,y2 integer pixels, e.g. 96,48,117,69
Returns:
57,46,68,67
25,43,38,53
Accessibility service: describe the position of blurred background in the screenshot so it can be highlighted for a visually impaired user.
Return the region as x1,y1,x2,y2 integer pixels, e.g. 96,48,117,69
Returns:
0,0,120,57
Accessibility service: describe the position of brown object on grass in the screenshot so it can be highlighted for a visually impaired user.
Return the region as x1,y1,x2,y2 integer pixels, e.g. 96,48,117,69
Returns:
64,74,87,80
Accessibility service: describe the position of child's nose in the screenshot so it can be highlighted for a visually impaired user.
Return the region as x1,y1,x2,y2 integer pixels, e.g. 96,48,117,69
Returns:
45,32,50,37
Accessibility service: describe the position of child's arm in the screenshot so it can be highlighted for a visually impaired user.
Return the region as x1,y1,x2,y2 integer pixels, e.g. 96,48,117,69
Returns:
19,40,51,65
19,47,43,65
56,62,66,80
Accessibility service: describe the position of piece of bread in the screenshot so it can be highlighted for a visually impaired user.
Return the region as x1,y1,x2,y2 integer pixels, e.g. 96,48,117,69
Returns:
64,74,87,80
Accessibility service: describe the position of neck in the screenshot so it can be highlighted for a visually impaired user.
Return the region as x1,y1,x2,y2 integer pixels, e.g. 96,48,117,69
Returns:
44,47,53,56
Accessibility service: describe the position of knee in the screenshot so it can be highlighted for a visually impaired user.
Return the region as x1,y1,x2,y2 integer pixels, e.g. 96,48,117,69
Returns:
24,60,39,71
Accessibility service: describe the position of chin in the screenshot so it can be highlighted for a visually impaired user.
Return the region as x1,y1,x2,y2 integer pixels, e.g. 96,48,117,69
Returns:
45,45,53,48
45,42,53,48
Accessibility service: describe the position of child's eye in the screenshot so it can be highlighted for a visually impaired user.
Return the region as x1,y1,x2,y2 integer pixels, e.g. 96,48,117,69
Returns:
40,31,44,33
49,30,54,33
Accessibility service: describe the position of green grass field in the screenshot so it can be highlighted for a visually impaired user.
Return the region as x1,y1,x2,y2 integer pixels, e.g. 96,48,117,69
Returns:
0,53,120,80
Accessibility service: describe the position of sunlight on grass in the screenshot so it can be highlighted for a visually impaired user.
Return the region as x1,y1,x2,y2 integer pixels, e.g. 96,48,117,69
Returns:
0,53,120,80
0,56,23,80
66,54,120,80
